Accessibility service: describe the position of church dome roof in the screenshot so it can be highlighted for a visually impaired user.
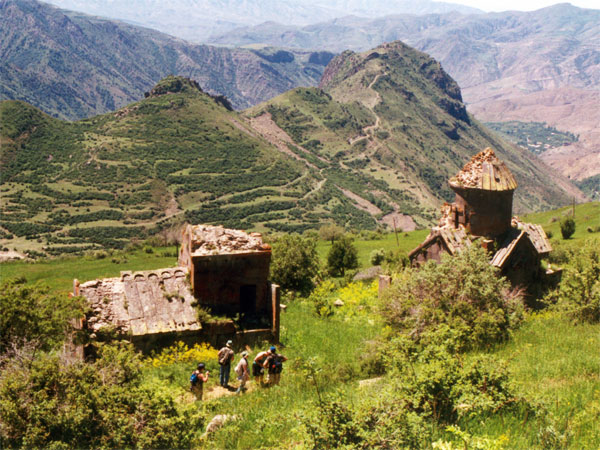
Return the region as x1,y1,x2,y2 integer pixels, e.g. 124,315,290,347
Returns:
449,148,517,191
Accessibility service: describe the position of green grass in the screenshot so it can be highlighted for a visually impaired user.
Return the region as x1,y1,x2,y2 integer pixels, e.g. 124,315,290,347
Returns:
523,201,600,244
462,312,600,448
317,229,429,268
142,301,381,449
0,246,178,294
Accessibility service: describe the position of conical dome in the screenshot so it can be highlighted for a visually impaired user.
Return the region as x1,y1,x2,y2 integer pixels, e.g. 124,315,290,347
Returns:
449,148,517,192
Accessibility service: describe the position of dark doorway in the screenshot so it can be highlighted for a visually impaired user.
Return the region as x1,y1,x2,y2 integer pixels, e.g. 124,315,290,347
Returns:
240,285,256,315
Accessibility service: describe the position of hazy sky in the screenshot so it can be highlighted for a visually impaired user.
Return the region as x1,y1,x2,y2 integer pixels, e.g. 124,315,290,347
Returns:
449,0,598,11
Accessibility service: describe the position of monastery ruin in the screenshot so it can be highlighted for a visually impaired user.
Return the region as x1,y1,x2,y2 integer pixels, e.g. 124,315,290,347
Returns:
73,225,280,355
408,148,556,291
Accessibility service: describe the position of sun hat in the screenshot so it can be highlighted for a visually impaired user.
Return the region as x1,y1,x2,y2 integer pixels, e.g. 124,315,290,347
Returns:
226,340,233,347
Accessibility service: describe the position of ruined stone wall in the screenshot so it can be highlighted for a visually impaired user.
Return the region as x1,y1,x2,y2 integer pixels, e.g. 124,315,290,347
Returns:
453,188,513,238
191,253,272,317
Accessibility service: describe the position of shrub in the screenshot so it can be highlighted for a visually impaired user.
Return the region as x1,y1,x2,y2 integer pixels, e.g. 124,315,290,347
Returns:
327,235,358,277
370,248,385,266
550,244,600,323
560,217,576,239
0,278,86,354
0,342,204,448
308,280,336,317
380,246,524,350
270,234,320,296
384,328,529,424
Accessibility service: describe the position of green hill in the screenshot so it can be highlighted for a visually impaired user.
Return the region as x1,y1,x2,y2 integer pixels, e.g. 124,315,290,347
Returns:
248,42,583,223
0,77,316,255
0,43,585,257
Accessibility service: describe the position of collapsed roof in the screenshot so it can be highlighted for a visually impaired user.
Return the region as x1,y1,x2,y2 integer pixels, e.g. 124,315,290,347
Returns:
186,225,271,257
77,267,200,336
449,148,518,191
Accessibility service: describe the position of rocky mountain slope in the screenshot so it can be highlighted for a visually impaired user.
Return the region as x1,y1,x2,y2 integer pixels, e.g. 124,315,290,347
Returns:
0,0,333,119
1,64,582,255
247,42,583,229
41,0,481,43
209,4,600,182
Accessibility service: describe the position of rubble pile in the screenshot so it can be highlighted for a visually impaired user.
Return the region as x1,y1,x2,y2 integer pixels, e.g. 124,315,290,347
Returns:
189,225,270,255
449,148,498,187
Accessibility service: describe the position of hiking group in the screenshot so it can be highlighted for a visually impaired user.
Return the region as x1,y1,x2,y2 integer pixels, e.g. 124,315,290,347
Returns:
190,343,287,400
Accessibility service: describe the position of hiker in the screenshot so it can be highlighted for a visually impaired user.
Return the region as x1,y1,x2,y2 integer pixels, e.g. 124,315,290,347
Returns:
217,340,235,387
252,348,271,385
234,351,250,394
190,363,209,400
263,346,287,386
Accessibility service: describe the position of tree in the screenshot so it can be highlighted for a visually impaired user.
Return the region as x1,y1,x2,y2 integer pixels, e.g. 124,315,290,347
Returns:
270,234,320,296
560,217,576,239
327,236,358,277
319,224,344,244
0,278,86,354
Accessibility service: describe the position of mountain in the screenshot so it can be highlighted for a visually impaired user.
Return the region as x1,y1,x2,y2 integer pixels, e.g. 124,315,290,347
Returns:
246,42,583,229
0,62,582,255
208,4,600,182
0,0,333,120
41,0,482,43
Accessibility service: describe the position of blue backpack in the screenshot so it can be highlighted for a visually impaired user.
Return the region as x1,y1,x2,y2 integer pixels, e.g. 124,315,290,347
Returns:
190,372,199,385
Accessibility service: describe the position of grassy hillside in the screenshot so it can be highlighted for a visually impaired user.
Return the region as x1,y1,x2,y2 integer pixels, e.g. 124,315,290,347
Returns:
0,77,319,255
523,202,600,243
249,42,582,221
2,215,598,448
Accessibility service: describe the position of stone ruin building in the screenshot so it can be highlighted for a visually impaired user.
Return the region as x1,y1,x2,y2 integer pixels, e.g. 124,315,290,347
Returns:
408,148,556,291
73,225,280,355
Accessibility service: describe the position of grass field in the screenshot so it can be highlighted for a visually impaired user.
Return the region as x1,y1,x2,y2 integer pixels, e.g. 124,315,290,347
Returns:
523,201,600,244
0,246,178,293
316,229,429,268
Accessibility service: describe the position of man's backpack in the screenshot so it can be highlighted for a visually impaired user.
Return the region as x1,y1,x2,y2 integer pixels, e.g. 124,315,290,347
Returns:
269,356,283,374
190,372,199,385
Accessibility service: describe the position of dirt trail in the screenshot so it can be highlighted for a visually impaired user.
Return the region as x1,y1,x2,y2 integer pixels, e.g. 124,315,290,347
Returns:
348,73,385,146
249,113,328,169
338,187,382,215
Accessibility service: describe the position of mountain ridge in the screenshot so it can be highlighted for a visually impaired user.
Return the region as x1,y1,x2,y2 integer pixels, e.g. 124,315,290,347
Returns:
1,56,583,255
0,0,333,120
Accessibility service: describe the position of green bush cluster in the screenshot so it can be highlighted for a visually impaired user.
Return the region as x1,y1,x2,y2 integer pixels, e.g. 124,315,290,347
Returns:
270,234,321,296
0,342,204,449
547,244,600,324
380,246,524,350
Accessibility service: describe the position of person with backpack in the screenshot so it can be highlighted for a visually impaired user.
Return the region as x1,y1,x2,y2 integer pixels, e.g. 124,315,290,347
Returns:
263,346,287,386
190,363,209,400
217,340,235,388
252,348,271,386
234,351,250,394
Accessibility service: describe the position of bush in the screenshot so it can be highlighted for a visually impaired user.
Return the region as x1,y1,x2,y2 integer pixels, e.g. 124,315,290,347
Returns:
550,245,600,323
370,248,385,266
0,342,204,448
327,236,358,277
380,246,524,350
0,278,86,354
384,328,529,424
270,234,320,296
560,217,576,239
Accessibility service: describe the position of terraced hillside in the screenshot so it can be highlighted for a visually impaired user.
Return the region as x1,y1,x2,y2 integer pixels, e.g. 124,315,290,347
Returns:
0,77,313,256
0,45,583,257
248,42,583,231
